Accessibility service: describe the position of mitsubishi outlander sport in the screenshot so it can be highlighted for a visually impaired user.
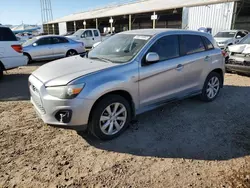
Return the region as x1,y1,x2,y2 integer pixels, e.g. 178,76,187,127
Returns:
29,29,225,140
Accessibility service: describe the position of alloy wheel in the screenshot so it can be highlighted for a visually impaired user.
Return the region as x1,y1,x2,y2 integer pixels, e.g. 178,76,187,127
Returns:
206,76,220,99
68,51,76,56
99,103,127,135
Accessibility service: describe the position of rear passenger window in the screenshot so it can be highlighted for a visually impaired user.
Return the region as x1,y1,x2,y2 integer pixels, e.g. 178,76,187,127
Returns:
180,35,205,55
52,37,68,44
148,35,179,61
0,27,17,41
94,30,99,37
203,37,214,50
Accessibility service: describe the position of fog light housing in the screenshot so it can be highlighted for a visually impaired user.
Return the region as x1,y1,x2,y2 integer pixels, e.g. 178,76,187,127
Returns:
55,110,72,123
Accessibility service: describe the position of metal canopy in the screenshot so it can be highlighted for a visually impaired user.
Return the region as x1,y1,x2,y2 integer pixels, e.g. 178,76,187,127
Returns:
47,0,237,24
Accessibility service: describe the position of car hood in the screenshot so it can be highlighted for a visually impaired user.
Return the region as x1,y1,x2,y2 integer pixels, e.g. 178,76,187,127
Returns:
214,37,232,43
32,56,118,87
228,44,250,54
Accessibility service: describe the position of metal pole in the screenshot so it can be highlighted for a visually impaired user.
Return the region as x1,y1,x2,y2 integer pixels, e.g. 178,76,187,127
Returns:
110,17,113,34
74,21,76,32
153,12,156,29
231,2,238,30
48,0,53,20
129,15,131,30
52,24,55,34
40,0,44,32
96,18,98,29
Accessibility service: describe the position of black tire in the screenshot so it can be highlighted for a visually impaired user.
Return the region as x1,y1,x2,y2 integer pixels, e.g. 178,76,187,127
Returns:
200,72,222,102
24,53,32,64
66,50,78,57
89,94,132,140
0,66,3,80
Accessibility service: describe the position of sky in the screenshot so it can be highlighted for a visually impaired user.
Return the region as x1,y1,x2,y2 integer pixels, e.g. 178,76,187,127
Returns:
0,0,133,25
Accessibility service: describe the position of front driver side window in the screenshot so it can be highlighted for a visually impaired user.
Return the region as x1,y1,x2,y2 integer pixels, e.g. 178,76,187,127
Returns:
36,37,51,45
147,35,180,62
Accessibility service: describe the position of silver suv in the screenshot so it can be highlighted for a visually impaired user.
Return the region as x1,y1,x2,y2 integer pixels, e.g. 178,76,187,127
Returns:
29,29,225,140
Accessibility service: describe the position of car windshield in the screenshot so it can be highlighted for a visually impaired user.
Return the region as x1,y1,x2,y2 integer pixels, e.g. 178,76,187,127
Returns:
215,32,236,38
22,37,37,46
239,34,250,44
73,30,84,37
88,34,151,63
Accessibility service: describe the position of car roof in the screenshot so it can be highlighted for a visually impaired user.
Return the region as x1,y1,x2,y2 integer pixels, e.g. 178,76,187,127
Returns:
35,35,66,39
121,29,211,37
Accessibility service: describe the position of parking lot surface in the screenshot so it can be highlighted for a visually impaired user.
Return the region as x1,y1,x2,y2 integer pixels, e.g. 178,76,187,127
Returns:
0,63,250,187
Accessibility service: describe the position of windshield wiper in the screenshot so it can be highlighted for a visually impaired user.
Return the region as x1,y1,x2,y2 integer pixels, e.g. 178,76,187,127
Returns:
89,57,113,63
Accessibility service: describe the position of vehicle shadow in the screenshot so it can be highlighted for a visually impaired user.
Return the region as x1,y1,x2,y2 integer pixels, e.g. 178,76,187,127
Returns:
78,85,250,161
0,73,30,101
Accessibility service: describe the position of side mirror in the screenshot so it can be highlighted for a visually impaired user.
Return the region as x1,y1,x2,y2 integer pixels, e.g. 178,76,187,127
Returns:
236,35,241,39
33,43,37,47
145,52,160,64
81,34,85,38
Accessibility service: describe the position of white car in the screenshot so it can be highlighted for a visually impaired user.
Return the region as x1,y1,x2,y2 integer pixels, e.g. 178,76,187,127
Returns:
214,30,248,49
67,29,101,48
0,26,28,79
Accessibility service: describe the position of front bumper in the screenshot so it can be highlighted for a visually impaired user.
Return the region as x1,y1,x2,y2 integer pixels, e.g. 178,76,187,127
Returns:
29,75,95,127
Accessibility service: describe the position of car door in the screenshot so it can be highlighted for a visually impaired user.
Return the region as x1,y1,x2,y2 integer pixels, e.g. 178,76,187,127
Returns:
82,30,94,48
33,37,53,60
139,35,184,107
93,29,101,43
178,34,211,94
51,37,69,58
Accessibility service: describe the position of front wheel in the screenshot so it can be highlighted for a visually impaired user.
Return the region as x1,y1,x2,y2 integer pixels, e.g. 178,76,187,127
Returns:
200,72,222,102
89,95,131,140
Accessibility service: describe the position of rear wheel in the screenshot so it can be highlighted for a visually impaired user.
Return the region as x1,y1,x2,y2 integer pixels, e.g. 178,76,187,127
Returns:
66,50,78,57
200,72,222,102
89,95,131,140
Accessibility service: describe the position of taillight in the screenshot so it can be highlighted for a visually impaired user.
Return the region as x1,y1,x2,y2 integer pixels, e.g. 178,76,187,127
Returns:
11,45,23,53
221,50,227,57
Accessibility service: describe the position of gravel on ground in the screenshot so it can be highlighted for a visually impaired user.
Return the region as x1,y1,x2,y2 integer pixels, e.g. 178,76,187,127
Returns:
0,63,250,188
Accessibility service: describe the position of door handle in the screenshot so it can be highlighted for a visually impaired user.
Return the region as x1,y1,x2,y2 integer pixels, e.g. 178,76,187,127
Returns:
176,64,184,71
204,56,211,61
92,38,95,40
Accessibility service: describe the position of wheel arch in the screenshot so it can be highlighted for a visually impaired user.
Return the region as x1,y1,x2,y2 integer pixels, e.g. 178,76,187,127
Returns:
23,52,32,61
88,90,136,124
210,68,224,87
0,60,6,70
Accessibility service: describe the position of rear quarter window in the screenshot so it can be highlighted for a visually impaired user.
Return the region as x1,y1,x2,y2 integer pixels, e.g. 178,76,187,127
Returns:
202,37,214,50
0,27,17,41
180,35,205,55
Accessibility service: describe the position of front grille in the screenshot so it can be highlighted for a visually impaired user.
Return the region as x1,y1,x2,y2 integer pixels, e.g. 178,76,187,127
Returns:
30,85,46,114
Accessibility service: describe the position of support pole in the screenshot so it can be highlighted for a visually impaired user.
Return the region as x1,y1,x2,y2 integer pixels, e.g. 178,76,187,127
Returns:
129,14,132,30
74,21,76,32
96,18,98,29
110,17,113,34
52,24,55,34
152,12,156,29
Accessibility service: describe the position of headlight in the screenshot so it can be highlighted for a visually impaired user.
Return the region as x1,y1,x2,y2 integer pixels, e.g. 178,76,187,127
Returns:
46,84,85,99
